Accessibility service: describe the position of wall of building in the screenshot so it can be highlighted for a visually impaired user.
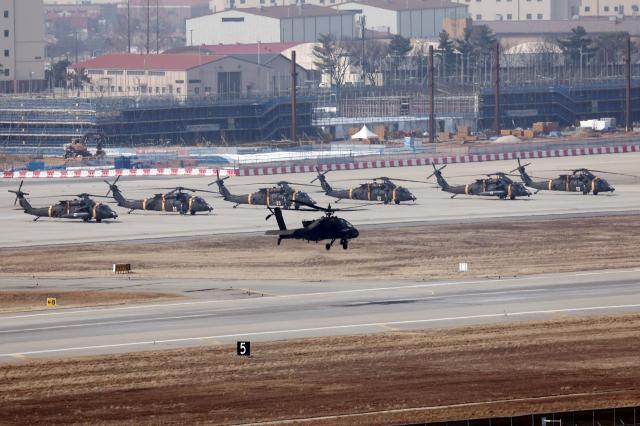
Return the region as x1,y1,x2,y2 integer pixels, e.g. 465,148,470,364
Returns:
580,0,640,16
187,11,281,44
450,0,578,21
280,13,354,42
396,6,467,38
334,3,396,33
0,0,45,92
76,56,292,98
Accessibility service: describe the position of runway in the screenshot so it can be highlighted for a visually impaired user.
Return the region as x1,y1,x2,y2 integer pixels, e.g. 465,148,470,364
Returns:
1,152,639,247
2,268,640,359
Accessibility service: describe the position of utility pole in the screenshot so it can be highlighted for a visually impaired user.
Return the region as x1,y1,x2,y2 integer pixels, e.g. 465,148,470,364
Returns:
156,0,160,53
75,30,80,97
625,34,632,132
146,0,150,54
291,50,297,144
428,45,435,144
127,0,131,53
360,16,366,84
493,42,501,134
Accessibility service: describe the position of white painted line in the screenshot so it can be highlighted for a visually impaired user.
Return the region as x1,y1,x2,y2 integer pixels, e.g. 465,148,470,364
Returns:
2,268,639,320
0,313,215,334
3,302,640,357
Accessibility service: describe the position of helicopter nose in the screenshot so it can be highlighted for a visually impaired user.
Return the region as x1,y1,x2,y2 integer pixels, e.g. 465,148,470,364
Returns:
349,228,359,239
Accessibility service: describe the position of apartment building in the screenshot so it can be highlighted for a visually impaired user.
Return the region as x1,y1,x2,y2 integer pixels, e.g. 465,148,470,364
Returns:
450,0,579,21
580,0,640,16
0,0,46,93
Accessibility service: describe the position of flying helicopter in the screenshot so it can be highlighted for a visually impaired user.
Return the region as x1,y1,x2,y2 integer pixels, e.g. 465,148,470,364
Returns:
9,181,118,222
428,164,531,199
208,171,316,209
265,200,361,250
311,167,418,204
510,159,621,195
104,176,214,214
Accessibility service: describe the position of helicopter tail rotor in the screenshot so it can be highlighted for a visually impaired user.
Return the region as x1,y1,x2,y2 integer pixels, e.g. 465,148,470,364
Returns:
8,180,28,205
427,164,447,180
310,165,330,184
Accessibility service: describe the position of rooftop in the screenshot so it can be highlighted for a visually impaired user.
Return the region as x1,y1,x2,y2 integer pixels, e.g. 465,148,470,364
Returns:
73,53,227,71
166,42,303,55
339,0,463,11
482,17,640,36
221,4,356,19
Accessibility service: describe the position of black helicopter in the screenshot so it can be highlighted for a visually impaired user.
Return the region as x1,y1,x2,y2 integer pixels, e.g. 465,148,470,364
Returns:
428,164,531,199
9,181,118,222
511,159,617,195
209,171,316,209
104,176,214,214
312,167,417,204
265,200,361,250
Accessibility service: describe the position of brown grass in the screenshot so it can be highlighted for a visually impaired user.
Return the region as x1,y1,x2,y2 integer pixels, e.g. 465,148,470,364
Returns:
1,215,640,281
1,314,639,425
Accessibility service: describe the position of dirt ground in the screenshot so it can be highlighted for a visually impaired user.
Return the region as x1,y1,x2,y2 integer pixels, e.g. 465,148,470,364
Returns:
1,314,638,425
0,291,182,313
2,215,640,281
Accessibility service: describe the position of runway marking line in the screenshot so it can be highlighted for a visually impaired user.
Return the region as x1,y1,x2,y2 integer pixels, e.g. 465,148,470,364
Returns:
2,302,640,358
3,268,638,321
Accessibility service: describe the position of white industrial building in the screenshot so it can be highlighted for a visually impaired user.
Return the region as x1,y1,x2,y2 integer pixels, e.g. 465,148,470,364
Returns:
0,0,46,93
186,4,356,45
580,0,640,16
334,0,468,39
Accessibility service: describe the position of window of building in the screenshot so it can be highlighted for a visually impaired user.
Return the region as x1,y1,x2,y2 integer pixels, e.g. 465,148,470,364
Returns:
526,13,532,19
4,49,8,57
110,86,115,92
604,6,609,11
176,87,181,94
194,87,200,94
127,70,145,75
3,30,8,37
584,6,590,11
90,85,94,91
155,87,160,93
633,5,639,12
148,71,165,76
188,79,201,83
537,13,543,19
506,13,512,19
475,14,482,19
118,86,123,92
3,11,8,18
4,69,8,76
222,17,244,22
107,70,123,75
175,79,184,84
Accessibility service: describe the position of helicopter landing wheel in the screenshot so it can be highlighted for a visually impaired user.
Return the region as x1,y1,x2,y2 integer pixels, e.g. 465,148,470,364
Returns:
96,218,102,223
510,195,516,200
325,243,331,251
395,200,400,205
83,218,89,222
341,239,348,250
191,211,196,215
593,190,599,195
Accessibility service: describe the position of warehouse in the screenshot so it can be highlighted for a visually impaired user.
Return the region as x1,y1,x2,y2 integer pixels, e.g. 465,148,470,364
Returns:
186,4,356,45
334,0,468,39
71,53,299,98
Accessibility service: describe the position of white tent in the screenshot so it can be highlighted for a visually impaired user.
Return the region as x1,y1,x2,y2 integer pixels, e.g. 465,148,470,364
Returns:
351,125,379,140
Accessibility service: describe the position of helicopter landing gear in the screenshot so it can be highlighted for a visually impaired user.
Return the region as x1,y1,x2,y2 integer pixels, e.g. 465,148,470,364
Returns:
326,239,336,250
96,218,102,223
191,211,196,215
593,190,599,195
341,239,348,250
395,200,400,204
127,209,135,214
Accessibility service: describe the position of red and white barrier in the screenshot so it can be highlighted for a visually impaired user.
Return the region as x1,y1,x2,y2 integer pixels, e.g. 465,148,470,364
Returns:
3,144,639,179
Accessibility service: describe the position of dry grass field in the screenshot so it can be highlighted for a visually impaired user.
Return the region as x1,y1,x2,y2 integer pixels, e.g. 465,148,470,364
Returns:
1,314,639,425
1,215,640,281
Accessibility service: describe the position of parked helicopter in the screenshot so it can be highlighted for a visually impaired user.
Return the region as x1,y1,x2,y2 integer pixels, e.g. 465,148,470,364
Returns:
312,167,417,204
104,176,214,214
9,181,118,222
208,172,316,209
511,159,617,195
428,164,531,199
265,200,361,250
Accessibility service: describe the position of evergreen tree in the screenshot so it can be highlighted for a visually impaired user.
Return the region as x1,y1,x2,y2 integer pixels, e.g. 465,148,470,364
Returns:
437,30,456,76
558,26,596,66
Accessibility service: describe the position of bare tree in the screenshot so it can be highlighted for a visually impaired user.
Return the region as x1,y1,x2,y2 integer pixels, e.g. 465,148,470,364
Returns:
313,33,351,88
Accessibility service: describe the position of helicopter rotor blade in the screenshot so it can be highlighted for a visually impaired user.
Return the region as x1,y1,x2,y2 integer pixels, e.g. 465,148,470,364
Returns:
426,164,446,180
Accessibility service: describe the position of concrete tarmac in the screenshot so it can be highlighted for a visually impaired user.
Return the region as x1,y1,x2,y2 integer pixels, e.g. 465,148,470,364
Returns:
1,268,640,359
1,152,639,247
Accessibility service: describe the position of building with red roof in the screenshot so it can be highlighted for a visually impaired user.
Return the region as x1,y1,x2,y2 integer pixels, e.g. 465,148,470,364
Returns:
70,52,298,98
